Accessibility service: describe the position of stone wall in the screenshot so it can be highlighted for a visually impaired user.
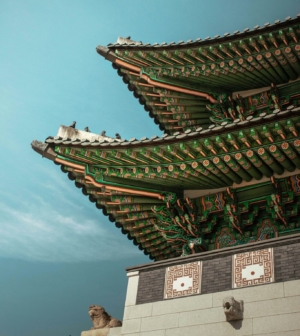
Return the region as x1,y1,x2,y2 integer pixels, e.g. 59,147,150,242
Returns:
122,280,300,335
121,234,300,335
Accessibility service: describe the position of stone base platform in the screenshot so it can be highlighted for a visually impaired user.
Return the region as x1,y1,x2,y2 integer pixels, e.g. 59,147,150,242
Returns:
81,327,122,336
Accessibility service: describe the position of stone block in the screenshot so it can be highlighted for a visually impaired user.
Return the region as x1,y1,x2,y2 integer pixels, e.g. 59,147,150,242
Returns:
81,329,111,336
244,295,300,319
213,282,284,307
284,279,300,297
179,306,224,326
165,318,253,336
139,330,166,336
152,293,212,316
141,313,179,331
254,331,300,336
253,312,300,334
125,272,139,307
107,327,122,336
123,303,152,320
121,318,141,334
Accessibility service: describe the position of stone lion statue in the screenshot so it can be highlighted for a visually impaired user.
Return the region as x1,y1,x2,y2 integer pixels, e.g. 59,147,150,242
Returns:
88,305,122,329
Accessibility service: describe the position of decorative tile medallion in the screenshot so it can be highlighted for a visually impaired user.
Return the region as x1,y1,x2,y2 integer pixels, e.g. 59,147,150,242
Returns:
233,248,274,288
164,261,202,299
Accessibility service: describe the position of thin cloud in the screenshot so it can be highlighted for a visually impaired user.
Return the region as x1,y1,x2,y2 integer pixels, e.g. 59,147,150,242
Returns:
0,166,139,262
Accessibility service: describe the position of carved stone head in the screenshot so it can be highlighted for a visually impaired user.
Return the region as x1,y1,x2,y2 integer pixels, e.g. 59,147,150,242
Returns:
223,296,244,321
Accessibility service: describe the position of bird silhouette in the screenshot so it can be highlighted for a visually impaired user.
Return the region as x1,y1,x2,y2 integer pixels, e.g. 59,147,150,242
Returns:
68,121,76,128
116,133,121,139
100,130,106,136
84,127,90,132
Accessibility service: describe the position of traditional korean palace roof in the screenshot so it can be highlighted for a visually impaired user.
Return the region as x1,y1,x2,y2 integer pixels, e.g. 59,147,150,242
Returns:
97,14,300,134
32,14,300,261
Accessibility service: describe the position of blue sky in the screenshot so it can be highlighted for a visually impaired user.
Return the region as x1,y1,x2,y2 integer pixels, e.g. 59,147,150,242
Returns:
1,1,300,335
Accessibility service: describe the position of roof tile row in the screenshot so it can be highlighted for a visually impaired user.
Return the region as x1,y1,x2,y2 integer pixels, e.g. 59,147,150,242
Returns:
45,106,299,147
107,15,300,49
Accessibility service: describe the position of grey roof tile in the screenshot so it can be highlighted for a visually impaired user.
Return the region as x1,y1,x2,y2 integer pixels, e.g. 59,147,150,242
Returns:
176,134,187,139
213,126,224,131
153,137,162,142
292,107,300,112
188,131,199,136
225,123,237,129
251,116,263,122
200,129,211,134
278,110,291,116
237,120,249,126
263,114,276,119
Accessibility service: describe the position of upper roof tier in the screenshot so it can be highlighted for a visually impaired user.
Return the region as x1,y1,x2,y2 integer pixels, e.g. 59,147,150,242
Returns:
97,15,300,134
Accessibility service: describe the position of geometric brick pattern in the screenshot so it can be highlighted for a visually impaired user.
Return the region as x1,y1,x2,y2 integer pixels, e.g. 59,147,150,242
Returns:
164,262,202,299
233,248,274,288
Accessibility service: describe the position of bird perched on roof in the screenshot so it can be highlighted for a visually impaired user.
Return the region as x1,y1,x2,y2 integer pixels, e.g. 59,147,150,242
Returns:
100,130,106,136
84,127,91,132
115,133,121,139
68,121,76,128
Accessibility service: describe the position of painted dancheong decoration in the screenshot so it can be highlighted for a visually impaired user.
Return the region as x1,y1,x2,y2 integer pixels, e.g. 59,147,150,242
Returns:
32,14,300,261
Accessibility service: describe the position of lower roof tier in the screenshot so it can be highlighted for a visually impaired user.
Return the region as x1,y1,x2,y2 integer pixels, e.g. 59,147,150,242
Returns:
43,108,300,191
32,107,300,259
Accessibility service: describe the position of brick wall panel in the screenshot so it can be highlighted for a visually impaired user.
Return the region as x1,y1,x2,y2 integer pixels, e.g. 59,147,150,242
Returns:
134,236,300,305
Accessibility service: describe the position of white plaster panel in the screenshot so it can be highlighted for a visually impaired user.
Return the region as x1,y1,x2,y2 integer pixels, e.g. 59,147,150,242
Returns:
244,295,300,319
284,279,300,297
179,306,224,327
213,282,284,307
152,292,212,316
140,313,179,332
253,312,300,334
241,263,265,280
165,319,253,336
125,273,139,307
123,303,153,320
121,319,141,334
173,275,193,291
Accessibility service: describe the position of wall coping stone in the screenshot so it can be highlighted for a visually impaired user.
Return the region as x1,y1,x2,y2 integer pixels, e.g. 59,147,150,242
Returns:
126,233,300,273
